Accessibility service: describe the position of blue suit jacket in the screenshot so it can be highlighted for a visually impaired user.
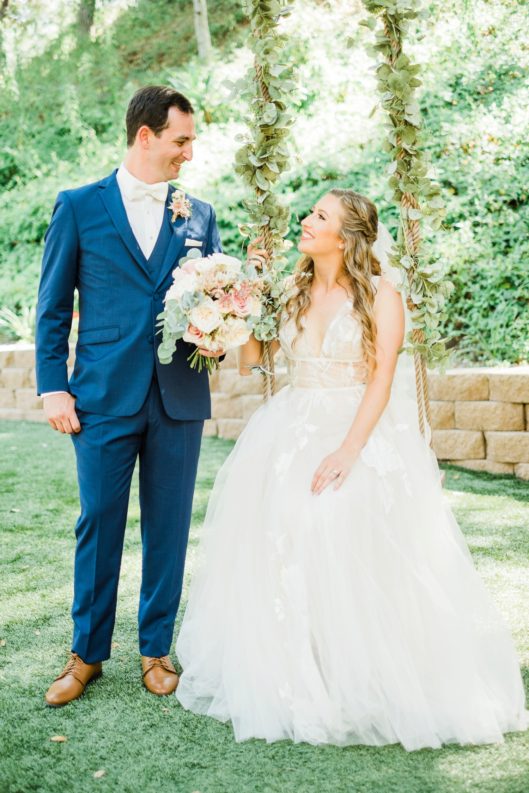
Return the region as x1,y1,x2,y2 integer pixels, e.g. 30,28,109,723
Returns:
35,170,222,419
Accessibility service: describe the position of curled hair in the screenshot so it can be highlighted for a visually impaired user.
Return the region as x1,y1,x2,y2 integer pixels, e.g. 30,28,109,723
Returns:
285,189,381,372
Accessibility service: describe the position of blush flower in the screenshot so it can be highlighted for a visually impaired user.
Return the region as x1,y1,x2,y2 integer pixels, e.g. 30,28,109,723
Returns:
169,190,192,221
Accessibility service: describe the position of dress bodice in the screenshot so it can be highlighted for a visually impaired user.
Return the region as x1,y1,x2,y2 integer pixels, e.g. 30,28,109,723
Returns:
279,291,371,389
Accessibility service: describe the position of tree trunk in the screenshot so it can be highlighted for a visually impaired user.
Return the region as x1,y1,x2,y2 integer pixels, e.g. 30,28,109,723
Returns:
0,0,9,72
192,0,212,63
77,0,96,36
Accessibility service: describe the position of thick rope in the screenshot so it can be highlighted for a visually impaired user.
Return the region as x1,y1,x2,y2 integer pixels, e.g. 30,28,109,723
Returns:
254,60,276,401
384,18,432,440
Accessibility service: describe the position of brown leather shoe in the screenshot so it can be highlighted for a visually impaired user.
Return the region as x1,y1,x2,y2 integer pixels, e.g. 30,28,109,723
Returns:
45,652,102,707
141,655,179,696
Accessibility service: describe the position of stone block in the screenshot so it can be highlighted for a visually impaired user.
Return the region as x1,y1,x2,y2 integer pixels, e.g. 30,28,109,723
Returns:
0,368,29,389
488,371,529,403
432,430,485,460
430,401,455,429
242,395,264,420
208,369,220,391
217,419,245,441
0,388,16,408
525,404,529,431
12,348,36,368
451,459,514,475
211,393,243,420
514,463,529,481
217,370,264,397
203,419,218,437
428,371,489,401
22,409,47,423
485,432,529,464
219,349,238,370
15,389,42,411
0,408,46,422
455,401,524,431
0,347,15,367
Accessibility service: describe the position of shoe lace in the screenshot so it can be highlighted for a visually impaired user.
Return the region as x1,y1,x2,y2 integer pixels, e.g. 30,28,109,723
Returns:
57,653,81,680
143,656,177,676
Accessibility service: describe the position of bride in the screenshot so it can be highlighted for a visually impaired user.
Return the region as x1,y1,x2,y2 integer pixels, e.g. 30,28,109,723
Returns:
175,189,528,750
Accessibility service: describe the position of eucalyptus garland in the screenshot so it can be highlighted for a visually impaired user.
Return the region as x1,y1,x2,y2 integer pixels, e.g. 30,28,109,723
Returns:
362,0,451,367
234,0,295,254
232,0,297,397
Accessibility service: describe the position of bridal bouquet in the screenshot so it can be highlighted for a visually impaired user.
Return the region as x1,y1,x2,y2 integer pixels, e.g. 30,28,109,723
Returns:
157,252,268,373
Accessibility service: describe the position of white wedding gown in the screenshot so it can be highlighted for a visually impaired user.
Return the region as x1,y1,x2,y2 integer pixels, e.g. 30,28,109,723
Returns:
176,279,528,750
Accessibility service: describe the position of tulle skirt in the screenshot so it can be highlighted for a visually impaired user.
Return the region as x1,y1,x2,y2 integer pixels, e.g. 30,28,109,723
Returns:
175,381,528,750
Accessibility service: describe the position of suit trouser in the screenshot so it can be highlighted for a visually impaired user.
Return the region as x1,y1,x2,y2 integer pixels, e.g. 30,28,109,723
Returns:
70,378,203,664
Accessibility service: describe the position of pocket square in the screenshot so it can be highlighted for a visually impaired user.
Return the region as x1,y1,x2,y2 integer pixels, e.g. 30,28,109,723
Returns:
185,238,203,247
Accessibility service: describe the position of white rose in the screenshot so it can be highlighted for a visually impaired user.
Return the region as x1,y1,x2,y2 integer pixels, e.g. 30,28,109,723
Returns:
189,297,223,334
208,253,243,273
194,256,216,276
217,316,251,350
165,271,197,301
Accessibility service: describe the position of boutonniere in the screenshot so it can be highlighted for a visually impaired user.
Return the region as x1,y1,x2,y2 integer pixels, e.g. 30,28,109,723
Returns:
169,190,192,222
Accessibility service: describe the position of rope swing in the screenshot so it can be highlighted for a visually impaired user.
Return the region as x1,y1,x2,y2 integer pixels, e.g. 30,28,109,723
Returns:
237,0,449,432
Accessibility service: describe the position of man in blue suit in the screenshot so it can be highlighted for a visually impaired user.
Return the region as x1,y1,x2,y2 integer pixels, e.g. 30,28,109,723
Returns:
36,86,223,706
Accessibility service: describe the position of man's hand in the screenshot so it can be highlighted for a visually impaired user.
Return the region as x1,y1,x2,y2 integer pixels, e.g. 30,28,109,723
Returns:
197,348,225,358
43,393,81,434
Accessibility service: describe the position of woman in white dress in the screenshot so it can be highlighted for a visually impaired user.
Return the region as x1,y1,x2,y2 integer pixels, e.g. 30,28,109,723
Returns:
175,189,528,750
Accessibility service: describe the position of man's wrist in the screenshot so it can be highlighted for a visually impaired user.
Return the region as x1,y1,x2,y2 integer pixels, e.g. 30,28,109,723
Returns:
41,391,69,398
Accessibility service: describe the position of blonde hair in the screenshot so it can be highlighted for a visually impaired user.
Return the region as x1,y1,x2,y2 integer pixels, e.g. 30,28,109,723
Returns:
285,189,381,371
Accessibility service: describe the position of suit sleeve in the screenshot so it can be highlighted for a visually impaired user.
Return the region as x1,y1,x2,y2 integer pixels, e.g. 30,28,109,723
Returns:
205,206,222,255
35,192,79,395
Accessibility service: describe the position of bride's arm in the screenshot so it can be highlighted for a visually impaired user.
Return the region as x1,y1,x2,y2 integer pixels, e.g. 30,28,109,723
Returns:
237,336,280,375
311,279,405,494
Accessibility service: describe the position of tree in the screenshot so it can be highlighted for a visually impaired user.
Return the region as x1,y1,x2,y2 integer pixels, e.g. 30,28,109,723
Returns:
77,0,96,37
0,0,9,73
192,0,212,64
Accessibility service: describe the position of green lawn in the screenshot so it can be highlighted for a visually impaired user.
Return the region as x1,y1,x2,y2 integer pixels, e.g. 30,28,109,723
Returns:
1,420,528,793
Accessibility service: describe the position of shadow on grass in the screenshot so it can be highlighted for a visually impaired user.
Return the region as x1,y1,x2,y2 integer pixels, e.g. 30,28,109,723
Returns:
442,464,529,504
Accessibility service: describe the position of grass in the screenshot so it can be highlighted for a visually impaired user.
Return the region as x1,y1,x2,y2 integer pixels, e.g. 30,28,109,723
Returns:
1,420,528,793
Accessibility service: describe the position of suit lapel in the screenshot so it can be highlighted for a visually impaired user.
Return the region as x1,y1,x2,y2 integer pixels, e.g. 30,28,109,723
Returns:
98,171,151,279
154,185,189,290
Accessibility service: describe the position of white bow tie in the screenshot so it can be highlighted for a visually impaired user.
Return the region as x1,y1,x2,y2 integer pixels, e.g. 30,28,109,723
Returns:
126,180,168,203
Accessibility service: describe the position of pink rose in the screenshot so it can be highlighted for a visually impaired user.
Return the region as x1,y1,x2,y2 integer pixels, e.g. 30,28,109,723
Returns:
183,324,205,346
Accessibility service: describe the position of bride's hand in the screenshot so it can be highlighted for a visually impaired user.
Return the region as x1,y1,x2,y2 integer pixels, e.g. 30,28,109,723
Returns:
247,236,270,269
311,445,360,495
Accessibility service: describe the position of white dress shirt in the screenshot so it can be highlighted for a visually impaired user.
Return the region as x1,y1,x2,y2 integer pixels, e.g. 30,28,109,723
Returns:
116,163,169,259
42,164,169,398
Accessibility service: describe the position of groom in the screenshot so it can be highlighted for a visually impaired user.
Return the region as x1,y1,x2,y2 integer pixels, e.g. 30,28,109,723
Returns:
36,86,223,706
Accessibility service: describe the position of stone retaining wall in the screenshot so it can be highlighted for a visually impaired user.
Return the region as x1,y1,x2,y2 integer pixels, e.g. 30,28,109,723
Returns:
1,344,528,481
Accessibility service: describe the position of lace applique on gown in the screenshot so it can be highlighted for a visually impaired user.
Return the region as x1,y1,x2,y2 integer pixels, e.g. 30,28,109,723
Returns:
175,281,528,750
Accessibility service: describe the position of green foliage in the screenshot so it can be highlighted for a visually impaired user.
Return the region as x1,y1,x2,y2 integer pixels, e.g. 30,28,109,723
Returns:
362,0,451,365
0,0,528,363
233,0,296,253
0,305,36,343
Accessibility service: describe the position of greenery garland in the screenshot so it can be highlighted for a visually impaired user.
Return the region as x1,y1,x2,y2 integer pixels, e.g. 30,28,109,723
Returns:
234,0,295,255
232,0,297,397
362,0,451,367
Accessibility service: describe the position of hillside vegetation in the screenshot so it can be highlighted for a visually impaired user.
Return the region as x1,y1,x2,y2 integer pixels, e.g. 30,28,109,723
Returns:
0,0,528,364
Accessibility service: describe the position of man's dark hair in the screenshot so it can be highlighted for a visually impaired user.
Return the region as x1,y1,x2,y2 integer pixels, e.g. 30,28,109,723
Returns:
126,86,194,147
